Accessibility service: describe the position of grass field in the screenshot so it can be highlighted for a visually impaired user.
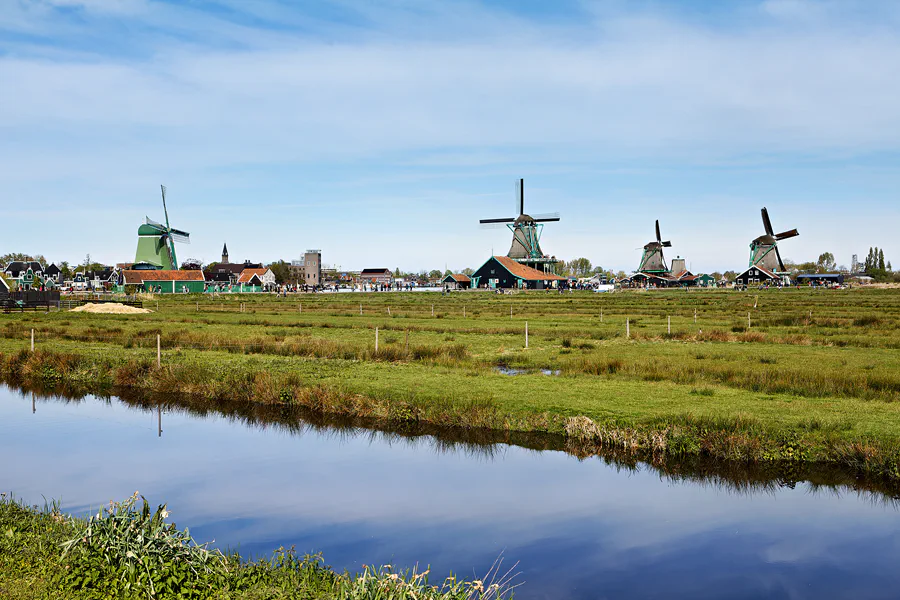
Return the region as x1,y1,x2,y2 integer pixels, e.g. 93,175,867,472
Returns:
3,287,900,480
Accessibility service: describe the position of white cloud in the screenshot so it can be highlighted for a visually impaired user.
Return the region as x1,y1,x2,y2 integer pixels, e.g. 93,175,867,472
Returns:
1,1,899,268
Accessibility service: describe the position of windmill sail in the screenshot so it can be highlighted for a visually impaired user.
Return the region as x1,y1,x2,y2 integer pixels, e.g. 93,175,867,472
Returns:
479,178,561,271
749,207,799,273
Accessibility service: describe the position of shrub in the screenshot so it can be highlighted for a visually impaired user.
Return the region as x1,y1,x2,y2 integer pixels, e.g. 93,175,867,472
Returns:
60,493,222,598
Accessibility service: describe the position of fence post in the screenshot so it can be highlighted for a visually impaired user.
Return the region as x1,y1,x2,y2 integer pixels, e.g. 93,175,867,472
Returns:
600,308,603,323
510,305,513,319
668,315,671,334
197,302,199,312
525,321,529,349
388,307,391,316
157,334,161,368
626,318,630,339
299,303,302,314
375,327,379,353
405,329,409,352
694,308,697,324
360,303,363,316
748,312,751,329
31,328,34,353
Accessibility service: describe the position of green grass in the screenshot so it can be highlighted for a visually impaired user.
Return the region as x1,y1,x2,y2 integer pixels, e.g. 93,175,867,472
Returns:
3,287,900,480
0,493,516,600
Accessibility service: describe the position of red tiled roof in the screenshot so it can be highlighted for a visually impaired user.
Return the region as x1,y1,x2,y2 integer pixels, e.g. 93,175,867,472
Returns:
237,268,270,283
122,270,205,284
445,273,471,283
493,256,566,281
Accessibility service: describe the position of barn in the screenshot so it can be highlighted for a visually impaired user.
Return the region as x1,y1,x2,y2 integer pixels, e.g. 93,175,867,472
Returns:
470,256,565,290
121,270,206,293
442,273,471,290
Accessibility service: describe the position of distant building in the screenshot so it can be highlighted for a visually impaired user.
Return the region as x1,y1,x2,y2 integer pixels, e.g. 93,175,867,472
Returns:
442,273,471,290
121,270,206,294
289,250,322,286
206,258,263,283
359,268,392,286
4,261,43,279
694,274,716,288
734,265,782,286
237,268,276,289
470,256,566,289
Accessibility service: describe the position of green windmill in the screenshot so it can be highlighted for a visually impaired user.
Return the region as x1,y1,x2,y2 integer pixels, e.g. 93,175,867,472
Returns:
134,185,191,270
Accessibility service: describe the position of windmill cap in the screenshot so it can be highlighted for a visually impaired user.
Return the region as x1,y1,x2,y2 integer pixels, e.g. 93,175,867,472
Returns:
137,224,166,235
514,214,535,224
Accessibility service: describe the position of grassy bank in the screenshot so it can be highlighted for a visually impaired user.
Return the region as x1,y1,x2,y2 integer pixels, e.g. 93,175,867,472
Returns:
2,288,900,481
0,493,516,600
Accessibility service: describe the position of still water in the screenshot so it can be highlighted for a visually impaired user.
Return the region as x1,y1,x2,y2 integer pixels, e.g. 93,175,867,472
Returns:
2,385,899,599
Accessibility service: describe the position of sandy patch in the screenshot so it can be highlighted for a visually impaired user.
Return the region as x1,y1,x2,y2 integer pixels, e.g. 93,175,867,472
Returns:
70,303,152,314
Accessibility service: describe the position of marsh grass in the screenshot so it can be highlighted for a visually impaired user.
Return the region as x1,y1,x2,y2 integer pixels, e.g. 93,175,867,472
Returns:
1,494,517,600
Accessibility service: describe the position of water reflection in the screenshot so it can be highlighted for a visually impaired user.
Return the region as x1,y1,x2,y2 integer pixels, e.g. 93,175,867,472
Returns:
3,385,900,599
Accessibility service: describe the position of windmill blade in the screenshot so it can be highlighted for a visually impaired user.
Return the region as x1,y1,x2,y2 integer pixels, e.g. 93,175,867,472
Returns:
145,216,165,229
661,241,672,247
161,184,171,229
655,220,662,243
761,207,774,236
480,217,516,224
532,212,560,220
170,232,191,244
516,178,524,216
775,229,799,240
480,222,509,229
534,217,561,223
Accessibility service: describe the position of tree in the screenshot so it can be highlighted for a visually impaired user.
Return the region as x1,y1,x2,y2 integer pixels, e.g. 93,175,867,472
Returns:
879,249,886,270
889,262,893,272
428,269,443,280
723,270,737,281
461,267,474,276
816,252,836,273
267,260,291,284
180,259,203,270
59,261,72,281
394,267,401,278
0,252,47,266
565,257,592,278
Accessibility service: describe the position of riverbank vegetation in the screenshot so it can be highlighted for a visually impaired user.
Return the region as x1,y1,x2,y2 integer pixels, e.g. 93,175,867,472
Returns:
2,288,900,481
0,493,517,600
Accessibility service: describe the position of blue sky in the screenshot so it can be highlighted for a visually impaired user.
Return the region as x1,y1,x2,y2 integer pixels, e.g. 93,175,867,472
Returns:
2,0,900,273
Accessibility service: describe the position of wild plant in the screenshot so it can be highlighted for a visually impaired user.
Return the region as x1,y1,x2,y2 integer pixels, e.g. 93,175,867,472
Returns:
60,492,223,597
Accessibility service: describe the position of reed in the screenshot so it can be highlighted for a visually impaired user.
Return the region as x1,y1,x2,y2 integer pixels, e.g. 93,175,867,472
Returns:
0,494,517,600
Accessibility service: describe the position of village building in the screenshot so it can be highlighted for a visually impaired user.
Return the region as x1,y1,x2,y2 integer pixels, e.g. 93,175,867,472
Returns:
470,256,566,290
733,264,781,287
44,263,63,285
237,267,276,290
442,273,471,290
121,270,207,294
359,268,392,286
4,261,43,279
694,274,717,288
289,250,322,286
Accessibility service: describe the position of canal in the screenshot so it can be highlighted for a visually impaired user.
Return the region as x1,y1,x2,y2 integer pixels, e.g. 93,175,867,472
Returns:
2,385,898,599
